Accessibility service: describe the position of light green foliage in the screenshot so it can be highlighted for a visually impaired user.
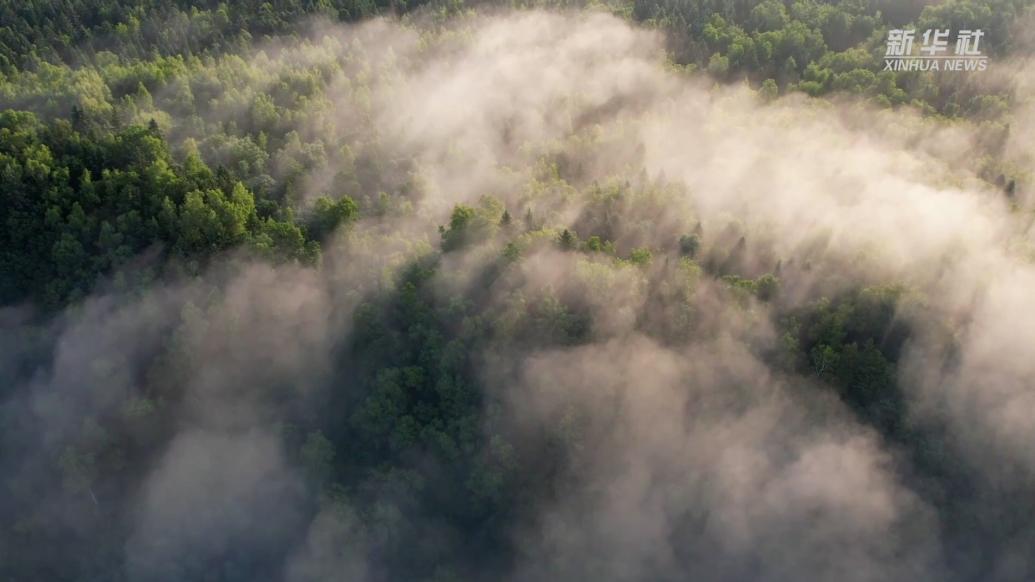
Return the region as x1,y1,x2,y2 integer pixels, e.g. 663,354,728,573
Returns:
440,199,502,251
759,77,779,100
721,272,779,302
628,246,653,265
633,0,1026,118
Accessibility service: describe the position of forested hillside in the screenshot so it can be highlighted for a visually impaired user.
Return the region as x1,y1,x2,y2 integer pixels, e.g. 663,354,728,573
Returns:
3,1,1035,581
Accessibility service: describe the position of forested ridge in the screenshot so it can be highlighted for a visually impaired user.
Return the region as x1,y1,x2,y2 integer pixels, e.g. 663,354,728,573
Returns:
3,1,1035,581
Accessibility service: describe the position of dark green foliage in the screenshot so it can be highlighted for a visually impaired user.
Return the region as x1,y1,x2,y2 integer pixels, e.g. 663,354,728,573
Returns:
782,286,909,431
0,0,431,72
440,201,500,252
0,110,322,307
678,233,700,257
324,256,558,574
558,228,577,250
306,195,358,241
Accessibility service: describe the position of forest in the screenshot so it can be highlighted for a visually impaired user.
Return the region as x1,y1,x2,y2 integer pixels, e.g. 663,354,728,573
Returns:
3,0,1035,581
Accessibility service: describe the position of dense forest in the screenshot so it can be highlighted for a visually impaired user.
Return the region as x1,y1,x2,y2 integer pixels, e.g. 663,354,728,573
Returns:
3,1,1035,581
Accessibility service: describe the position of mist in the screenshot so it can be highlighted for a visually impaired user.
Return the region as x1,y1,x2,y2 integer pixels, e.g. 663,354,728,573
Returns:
3,7,1035,582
